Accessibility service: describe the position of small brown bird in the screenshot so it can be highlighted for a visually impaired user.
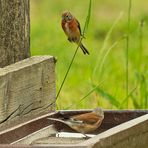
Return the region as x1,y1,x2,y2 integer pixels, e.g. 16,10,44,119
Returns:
47,107,104,137
61,11,89,55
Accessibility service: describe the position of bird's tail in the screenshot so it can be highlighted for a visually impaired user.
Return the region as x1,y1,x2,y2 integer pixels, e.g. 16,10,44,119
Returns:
47,118,69,125
79,43,90,55
47,117,74,127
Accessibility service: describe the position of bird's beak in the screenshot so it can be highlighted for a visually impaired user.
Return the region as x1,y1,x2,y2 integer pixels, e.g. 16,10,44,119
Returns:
62,16,65,21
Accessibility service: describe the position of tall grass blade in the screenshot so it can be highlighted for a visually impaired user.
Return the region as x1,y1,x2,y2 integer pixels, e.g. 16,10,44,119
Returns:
92,12,123,78
64,79,104,110
135,73,148,108
125,0,132,107
82,0,92,36
94,86,120,108
56,47,79,100
98,35,126,77
120,86,137,109
130,94,141,108
56,0,92,102
138,19,144,70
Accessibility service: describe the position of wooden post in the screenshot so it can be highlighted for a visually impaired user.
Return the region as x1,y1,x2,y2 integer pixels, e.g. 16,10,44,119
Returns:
0,0,30,68
0,0,56,131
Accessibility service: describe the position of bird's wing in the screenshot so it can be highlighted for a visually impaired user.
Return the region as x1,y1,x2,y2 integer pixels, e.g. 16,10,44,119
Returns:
71,113,100,124
76,18,86,39
76,19,82,35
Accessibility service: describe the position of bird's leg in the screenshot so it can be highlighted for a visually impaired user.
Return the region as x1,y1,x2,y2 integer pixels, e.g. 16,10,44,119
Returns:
56,133,59,137
68,37,78,42
68,37,72,42
82,133,90,139
81,34,86,39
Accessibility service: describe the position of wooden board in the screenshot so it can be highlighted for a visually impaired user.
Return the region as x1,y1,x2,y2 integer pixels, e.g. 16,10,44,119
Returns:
0,110,147,147
18,112,148,148
12,125,57,145
0,56,56,131
80,113,148,148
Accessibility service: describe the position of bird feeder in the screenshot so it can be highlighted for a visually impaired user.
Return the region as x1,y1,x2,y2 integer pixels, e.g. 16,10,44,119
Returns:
0,1,148,148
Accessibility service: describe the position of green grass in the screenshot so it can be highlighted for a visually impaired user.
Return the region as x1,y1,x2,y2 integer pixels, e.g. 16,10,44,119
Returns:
30,0,148,109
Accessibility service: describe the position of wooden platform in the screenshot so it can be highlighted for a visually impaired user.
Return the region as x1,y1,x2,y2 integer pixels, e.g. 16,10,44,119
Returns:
0,110,147,148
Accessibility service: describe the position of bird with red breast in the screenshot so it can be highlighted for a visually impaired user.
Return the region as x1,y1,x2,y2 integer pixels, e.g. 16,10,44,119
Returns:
61,11,90,55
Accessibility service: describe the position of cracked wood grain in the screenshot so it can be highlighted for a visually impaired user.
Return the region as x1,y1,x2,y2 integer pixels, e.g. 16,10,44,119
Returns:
0,56,56,131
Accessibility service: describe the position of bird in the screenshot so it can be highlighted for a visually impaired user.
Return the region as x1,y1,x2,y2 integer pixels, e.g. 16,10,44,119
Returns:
61,11,90,55
47,107,104,137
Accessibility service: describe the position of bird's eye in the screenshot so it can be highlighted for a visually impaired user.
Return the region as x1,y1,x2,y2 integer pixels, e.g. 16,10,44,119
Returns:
68,15,72,20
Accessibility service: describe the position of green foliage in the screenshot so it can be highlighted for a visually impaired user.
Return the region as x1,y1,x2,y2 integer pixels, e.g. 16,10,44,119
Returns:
30,0,148,109
132,72,148,108
94,85,120,108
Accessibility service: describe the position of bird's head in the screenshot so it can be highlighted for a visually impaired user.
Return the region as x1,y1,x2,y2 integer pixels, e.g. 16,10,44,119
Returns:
62,11,73,22
94,107,104,119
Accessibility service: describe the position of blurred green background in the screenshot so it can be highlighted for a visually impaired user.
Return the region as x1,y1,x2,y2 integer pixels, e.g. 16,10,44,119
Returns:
30,0,148,109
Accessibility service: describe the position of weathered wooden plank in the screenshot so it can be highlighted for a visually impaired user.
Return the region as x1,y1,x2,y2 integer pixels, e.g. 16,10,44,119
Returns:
79,114,148,148
0,56,56,131
11,125,56,145
0,110,147,147
0,110,146,144
0,0,30,67
8,113,148,148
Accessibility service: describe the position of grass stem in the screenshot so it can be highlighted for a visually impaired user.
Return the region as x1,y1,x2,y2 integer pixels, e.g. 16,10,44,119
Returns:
125,0,132,108
56,0,92,102
56,46,79,100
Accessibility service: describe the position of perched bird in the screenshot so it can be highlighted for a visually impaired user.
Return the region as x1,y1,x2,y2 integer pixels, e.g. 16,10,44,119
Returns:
47,107,104,137
61,11,90,55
